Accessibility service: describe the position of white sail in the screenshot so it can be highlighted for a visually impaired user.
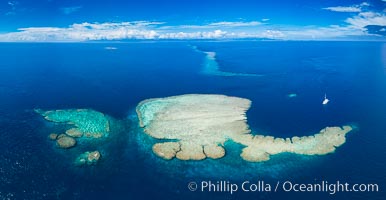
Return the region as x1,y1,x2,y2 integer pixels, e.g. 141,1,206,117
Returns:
322,93,329,105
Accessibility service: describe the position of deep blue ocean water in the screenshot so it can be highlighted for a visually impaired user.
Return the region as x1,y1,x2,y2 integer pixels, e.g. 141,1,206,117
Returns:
0,41,385,200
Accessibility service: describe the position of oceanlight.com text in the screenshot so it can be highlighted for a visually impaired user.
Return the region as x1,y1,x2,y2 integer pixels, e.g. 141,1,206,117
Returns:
187,180,379,195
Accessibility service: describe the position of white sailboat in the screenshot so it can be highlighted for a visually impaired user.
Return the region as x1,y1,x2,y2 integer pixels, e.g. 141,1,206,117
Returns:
322,93,329,105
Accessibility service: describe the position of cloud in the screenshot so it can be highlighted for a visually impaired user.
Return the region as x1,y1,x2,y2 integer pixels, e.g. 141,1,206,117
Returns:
5,1,19,16
283,26,366,40
7,1,18,7
1,8,386,42
5,11,16,16
323,6,361,12
0,21,283,42
61,6,82,15
345,12,386,29
208,21,262,27
0,20,374,42
246,30,285,39
159,30,228,39
323,2,369,13
322,1,386,37
0,22,153,41
168,21,263,30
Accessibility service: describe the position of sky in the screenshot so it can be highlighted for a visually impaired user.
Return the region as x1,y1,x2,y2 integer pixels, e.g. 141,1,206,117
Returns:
0,0,385,41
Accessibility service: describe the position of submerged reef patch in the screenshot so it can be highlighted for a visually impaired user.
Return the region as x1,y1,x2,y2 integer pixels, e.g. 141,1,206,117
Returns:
287,93,297,98
203,51,259,77
36,109,110,166
48,133,58,140
75,151,101,166
190,45,259,77
56,135,77,149
36,109,110,138
136,94,354,162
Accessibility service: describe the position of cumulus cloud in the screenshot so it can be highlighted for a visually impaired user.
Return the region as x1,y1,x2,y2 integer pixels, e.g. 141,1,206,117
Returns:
0,20,373,42
1,11,386,42
0,21,278,42
0,21,375,41
208,21,262,27
159,30,228,39
321,2,386,37
346,12,386,29
323,2,369,12
61,6,82,15
2,22,162,41
169,21,263,30
0,22,251,41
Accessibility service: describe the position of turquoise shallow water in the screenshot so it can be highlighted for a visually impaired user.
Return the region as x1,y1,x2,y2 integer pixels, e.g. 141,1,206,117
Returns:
0,41,385,199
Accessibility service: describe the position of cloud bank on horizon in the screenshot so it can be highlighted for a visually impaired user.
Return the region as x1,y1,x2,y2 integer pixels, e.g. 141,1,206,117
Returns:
0,1,385,41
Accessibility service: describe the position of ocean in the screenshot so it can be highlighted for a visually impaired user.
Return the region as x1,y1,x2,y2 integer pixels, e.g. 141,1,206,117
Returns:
0,41,385,200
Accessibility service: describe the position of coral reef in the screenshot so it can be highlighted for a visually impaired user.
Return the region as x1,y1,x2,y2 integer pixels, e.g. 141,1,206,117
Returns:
234,126,353,162
137,94,251,160
37,109,109,166
36,109,110,138
56,136,76,149
136,94,354,162
48,133,58,140
75,151,101,166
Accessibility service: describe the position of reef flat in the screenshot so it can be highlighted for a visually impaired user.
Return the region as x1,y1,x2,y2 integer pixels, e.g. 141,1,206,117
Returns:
137,94,251,160
36,109,110,138
136,94,354,162
234,126,352,162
